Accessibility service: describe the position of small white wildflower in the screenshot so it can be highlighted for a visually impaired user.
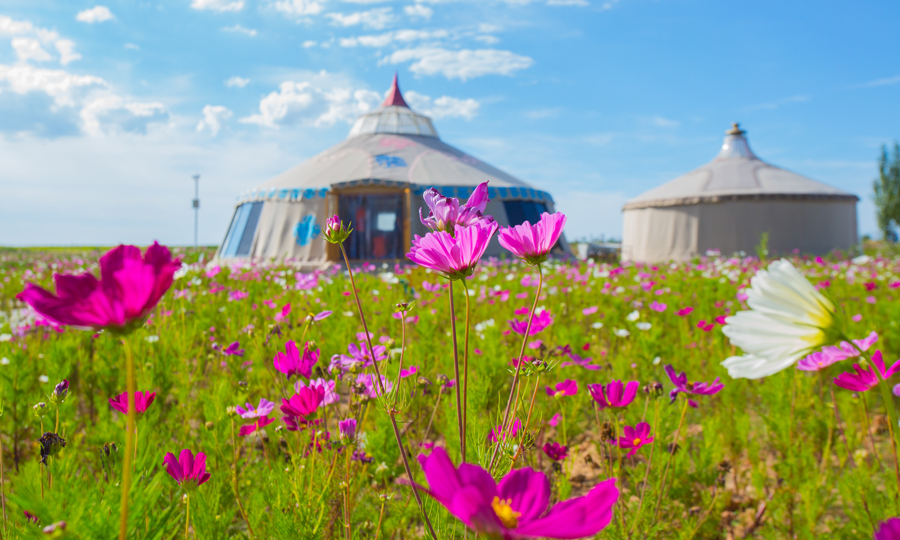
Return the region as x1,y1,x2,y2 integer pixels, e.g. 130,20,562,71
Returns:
39,375,49,383
343,311,355,317
626,310,640,322
614,286,625,294
145,335,159,343
0,357,9,365
636,322,652,331
614,328,630,338
591,322,604,329
375,462,388,473
0,334,11,342
652,356,661,365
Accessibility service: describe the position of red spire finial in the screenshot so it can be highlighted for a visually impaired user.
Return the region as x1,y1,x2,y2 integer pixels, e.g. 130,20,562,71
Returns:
381,73,409,108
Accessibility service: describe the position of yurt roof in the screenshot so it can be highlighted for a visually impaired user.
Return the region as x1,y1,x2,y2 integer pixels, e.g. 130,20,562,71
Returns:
237,76,553,206
623,123,858,210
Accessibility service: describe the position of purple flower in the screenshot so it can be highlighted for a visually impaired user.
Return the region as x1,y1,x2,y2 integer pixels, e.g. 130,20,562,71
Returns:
415,447,618,538
799,331,879,371
222,341,244,357
239,416,275,436
356,373,393,398
588,381,639,411
163,449,210,491
312,310,333,321
324,214,351,244
875,517,900,540
109,391,156,415
419,182,492,234
330,342,388,373
497,212,567,266
509,309,553,336
281,386,325,424
53,380,69,401
616,423,654,458
545,379,578,398
407,220,499,280
796,350,842,372
273,340,319,379
338,418,357,440
542,442,568,461
294,377,340,405
834,350,900,393
400,366,419,378
664,365,724,408
489,418,522,443
236,398,275,419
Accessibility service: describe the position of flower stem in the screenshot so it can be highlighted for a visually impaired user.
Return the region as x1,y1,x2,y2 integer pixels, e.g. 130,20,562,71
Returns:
447,280,465,462
511,376,541,464
629,398,659,539
184,493,190,540
344,445,352,540
338,244,437,539
0,430,7,539
489,264,543,473
374,498,387,540
462,281,472,463
230,419,255,539
653,398,689,520
119,337,137,540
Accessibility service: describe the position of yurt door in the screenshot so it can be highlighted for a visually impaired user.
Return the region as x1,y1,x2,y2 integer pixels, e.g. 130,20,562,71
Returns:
338,192,405,260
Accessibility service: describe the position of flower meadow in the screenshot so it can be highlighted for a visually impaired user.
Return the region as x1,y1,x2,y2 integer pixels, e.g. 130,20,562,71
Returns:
1,195,900,538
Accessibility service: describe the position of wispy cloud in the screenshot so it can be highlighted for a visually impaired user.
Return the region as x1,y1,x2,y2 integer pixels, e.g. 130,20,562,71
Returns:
223,25,258,36
76,6,115,24
743,94,810,111
383,47,533,80
850,75,900,89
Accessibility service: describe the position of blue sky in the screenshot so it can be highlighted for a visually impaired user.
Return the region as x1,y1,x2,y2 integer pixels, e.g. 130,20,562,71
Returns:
1,0,898,246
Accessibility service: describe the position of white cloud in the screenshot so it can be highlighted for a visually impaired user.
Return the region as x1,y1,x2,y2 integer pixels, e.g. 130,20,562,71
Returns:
339,28,447,48
327,8,394,29
384,47,533,80
55,40,82,65
474,34,499,45
191,0,245,12
524,107,561,119
302,40,318,48
225,76,250,88
197,105,233,136
12,38,53,63
646,116,679,128
272,0,326,16
851,75,900,89
124,43,140,50
0,64,106,107
405,90,479,120
79,96,168,136
223,25,258,36
241,72,381,128
547,0,589,5
76,6,115,23
404,4,433,18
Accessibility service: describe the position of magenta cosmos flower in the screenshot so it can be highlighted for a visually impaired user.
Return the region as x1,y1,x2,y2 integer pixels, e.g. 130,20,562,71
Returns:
281,386,324,428
237,398,276,436
295,378,340,405
545,379,578,398
497,212,567,265
330,341,388,373
489,418,522,443
617,423,654,458
798,331,879,371
17,243,180,333
273,340,319,379
407,220,499,280
834,350,900,392
509,309,553,336
338,418,357,440
109,391,156,415
415,447,618,539
665,365,724,408
163,449,210,491
542,442,568,461
875,517,900,540
588,380,639,411
419,182,492,234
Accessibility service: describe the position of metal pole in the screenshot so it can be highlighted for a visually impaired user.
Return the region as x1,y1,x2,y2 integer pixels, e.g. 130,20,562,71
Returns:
192,174,200,248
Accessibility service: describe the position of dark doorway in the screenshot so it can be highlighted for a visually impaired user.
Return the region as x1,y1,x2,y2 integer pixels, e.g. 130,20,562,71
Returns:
339,193,405,259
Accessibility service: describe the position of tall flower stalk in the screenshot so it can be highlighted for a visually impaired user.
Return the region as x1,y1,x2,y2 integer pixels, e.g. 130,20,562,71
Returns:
325,216,436,539
118,338,137,540
446,280,465,461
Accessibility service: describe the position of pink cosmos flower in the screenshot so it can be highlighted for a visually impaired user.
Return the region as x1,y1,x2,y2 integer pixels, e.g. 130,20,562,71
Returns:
798,331,879,371
312,310,332,321
616,423,654,458
548,413,560,427
545,379,578,398
875,517,900,540
509,309,553,336
543,442,568,461
338,418,357,440
649,301,667,313
275,303,291,322
514,306,530,315
796,351,842,372
222,341,244,356
400,366,419,378
588,380,639,410
330,342,388,372
665,365,724,408
236,398,275,419
239,416,275,436
273,340,319,379
109,391,156,415
497,212,567,265
489,418,522,443
163,449,210,490
356,373,393,398
676,307,693,317
17,243,180,333
582,306,599,316
419,182,492,234
414,447,618,539
407,220,499,280
281,386,325,424
294,377,340,405
834,351,900,392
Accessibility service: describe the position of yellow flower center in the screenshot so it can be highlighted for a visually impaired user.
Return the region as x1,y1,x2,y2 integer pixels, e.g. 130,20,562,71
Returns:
554,390,565,398
633,438,642,446
491,497,521,529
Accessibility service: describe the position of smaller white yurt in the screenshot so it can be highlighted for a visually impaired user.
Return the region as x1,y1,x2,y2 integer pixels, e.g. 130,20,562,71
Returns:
621,123,858,262
216,75,569,266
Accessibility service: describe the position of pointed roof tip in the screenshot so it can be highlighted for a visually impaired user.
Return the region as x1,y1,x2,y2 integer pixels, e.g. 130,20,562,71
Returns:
382,72,410,108
726,122,746,136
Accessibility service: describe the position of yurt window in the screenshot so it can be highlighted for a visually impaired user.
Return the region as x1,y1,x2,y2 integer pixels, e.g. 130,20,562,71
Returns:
221,201,264,257
503,200,548,226
339,193,404,260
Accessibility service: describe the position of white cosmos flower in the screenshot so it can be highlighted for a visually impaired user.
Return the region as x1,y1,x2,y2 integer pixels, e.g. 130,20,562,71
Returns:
614,328,630,338
636,322,652,331
626,310,640,321
721,259,836,379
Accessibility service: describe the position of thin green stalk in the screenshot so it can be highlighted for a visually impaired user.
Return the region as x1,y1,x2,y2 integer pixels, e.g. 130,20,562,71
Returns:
446,280,464,462
653,398,689,520
374,498,387,540
118,337,137,540
184,493,190,540
338,243,437,539
629,398,660,538
462,282,472,463
489,264,543,473
0,432,6,539
230,419,255,539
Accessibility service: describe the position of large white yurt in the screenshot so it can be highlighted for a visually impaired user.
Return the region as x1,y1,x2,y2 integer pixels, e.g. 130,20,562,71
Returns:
621,124,858,262
216,75,568,265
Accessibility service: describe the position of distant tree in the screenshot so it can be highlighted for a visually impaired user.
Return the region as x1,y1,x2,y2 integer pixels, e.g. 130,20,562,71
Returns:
873,142,900,242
